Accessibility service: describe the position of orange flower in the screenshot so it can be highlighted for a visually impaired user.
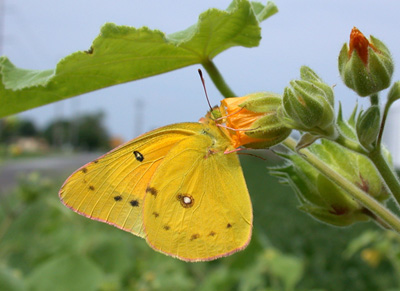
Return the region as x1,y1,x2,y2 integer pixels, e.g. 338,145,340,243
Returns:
348,27,377,65
220,96,272,148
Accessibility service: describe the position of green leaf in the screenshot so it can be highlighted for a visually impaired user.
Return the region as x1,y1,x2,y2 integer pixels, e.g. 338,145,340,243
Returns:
0,0,277,117
262,248,304,290
26,254,104,291
0,265,26,291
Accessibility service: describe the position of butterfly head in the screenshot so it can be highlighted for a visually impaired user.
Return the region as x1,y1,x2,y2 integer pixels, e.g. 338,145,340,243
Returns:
199,105,223,124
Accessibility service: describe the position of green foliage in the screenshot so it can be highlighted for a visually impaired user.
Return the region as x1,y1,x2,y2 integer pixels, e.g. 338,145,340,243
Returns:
0,159,398,290
0,0,277,117
42,112,110,150
0,167,305,291
0,118,39,143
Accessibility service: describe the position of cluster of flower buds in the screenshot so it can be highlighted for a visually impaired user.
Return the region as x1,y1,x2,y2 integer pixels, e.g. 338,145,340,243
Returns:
339,27,394,97
208,26,396,228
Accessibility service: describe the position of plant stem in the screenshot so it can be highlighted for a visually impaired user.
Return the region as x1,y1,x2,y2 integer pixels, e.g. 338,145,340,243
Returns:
335,134,368,155
368,149,400,205
335,131,400,208
377,99,391,148
201,59,237,98
283,137,400,233
370,93,379,106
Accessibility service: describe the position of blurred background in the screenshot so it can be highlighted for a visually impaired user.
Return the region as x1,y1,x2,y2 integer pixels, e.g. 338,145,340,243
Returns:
1,0,400,290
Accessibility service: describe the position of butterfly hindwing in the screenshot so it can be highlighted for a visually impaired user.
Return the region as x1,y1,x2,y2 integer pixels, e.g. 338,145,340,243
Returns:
59,123,203,237
143,124,252,261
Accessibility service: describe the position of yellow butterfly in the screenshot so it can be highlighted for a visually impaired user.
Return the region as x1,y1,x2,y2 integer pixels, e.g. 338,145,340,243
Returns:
59,111,252,262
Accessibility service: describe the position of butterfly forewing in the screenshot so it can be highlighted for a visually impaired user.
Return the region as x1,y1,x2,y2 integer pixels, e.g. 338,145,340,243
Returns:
59,123,203,237
143,127,252,261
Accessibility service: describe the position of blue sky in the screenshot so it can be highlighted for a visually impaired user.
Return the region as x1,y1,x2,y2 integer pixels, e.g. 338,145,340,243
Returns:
2,0,400,160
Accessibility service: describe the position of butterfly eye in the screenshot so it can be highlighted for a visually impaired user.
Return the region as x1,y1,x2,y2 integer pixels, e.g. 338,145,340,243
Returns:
133,150,144,162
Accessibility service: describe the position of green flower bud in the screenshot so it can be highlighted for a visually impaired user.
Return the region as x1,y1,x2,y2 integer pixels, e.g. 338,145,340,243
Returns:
278,68,336,138
356,106,381,150
220,92,292,148
271,138,390,227
338,27,394,97
300,66,334,106
387,81,400,106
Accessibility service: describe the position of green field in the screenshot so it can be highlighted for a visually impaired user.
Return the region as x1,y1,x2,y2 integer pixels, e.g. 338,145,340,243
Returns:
0,155,398,290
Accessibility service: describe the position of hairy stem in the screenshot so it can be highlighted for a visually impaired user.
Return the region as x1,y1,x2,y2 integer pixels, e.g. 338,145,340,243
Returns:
335,134,368,155
368,149,400,205
283,137,400,233
201,59,236,98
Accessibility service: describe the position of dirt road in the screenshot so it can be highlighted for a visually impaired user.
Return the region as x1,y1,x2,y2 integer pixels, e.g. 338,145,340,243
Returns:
0,153,101,194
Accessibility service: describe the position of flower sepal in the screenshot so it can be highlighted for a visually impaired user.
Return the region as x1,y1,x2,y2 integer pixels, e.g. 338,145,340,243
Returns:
278,67,337,140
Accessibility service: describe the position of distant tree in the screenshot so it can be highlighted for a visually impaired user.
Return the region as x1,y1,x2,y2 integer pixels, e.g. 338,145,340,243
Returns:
42,120,70,148
43,112,110,151
76,112,110,151
17,119,38,137
0,117,38,143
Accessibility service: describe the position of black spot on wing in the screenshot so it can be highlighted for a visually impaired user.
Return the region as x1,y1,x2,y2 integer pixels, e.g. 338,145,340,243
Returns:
152,212,159,218
227,223,232,228
146,187,158,197
133,150,144,162
130,200,139,207
89,185,95,191
81,167,88,173
190,234,200,241
163,225,170,230
114,195,122,201
208,231,216,237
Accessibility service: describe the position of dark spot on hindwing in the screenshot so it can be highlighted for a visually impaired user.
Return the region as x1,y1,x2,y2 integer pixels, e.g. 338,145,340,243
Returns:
130,199,139,207
114,195,122,201
93,160,99,164
152,212,159,218
190,234,200,241
208,231,216,237
163,225,170,230
227,223,232,228
133,150,144,162
81,167,88,173
89,185,95,191
176,194,194,208
146,187,158,197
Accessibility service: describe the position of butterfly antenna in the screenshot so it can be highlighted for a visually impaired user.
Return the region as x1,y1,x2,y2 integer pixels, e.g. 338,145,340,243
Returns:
198,69,213,111
237,151,267,161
